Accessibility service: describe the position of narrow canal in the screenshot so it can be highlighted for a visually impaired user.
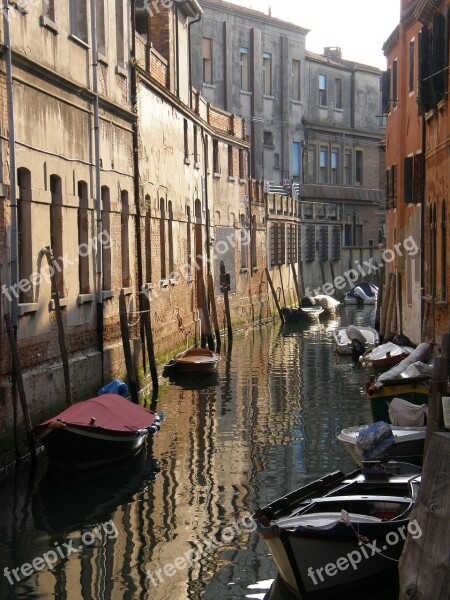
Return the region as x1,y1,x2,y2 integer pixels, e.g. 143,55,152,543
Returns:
1,305,398,600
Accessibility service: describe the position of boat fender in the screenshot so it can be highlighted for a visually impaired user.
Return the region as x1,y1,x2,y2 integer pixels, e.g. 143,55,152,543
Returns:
147,425,159,434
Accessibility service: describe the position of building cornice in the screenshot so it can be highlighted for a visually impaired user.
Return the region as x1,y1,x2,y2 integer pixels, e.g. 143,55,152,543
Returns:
11,51,136,124
383,25,400,58
306,50,382,74
199,0,309,36
414,0,442,25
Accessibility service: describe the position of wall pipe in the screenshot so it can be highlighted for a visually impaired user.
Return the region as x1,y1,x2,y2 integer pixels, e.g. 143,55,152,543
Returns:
3,0,19,334
89,0,104,374
201,128,211,274
187,10,202,109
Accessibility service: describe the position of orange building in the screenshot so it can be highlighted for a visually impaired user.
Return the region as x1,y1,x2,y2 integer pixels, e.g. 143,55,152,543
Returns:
383,0,449,347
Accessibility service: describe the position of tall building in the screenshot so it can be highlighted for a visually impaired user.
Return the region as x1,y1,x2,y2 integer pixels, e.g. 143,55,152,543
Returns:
382,0,450,346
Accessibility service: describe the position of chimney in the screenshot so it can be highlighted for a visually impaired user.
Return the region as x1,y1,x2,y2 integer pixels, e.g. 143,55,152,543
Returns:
268,6,272,16
323,47,342,60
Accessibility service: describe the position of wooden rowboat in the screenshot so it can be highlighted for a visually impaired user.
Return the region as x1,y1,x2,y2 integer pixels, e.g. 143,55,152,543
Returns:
168,347,221,374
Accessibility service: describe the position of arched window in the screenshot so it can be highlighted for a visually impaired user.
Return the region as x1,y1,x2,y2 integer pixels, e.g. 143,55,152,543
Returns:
101,186,112,292
168,200,174,276
145,195,152,284
17,168,33,303
121,190,131,288
78,181,90,294
50,174,64,295
159,197,166,279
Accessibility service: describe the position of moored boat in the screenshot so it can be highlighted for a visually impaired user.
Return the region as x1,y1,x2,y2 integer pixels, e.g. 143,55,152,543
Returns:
344,283,378,305
359,342,413,373
338,424,426,466
35,394,160,471
301,295,340,315
281,306,324,323
253,462,420,598
166,347,221,373
333,325,379,355
365,343,433,422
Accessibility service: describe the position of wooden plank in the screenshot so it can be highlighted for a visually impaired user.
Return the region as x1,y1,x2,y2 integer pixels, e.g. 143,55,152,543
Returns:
399,432,450,599
4,313,36,463
291,263,301,305
140,291,159,398
298,260,306,297
119,290,139,404
266,268,284,323
207,273,221,351
384,273,396,341
44,248,73,407
220,261,233,341
198,274,214,350
278,265,286,307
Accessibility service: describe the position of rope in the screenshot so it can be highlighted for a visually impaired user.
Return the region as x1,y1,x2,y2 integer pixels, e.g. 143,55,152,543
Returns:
340,509,401,563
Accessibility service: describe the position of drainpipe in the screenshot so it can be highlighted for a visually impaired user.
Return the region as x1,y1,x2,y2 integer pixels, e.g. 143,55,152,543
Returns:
130,2,144,294
89,0,104,372
201,128,211,273
247,147,253,274
3,0,18,334
187,12,202,109
420,112,426,339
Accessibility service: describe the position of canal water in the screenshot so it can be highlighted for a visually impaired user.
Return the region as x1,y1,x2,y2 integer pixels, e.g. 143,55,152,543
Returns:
0,305,398,600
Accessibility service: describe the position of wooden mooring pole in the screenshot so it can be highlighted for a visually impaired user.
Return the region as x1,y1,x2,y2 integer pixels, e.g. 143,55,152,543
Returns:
291,263,301,305
4,313,36,463
119,290,139,404
220,261,233,341
265,268,284,324
424,332,450,457
140,291,159,397
207,273,221,351
399,432,450,599
44,247,72,406
198,275,214,350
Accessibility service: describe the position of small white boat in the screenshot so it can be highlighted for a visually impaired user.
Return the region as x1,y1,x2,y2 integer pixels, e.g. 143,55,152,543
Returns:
359,342,413,371
338,425,426,466
333,325,379,355
302,294,340,315
344,283,378,305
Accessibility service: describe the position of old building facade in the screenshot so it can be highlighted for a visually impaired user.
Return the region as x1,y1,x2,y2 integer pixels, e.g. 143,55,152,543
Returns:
0,0,269,469
383,0,449,346
191,0,386,303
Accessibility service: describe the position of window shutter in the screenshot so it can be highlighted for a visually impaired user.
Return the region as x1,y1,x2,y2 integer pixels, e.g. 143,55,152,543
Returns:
413,154,422,203
381,70,391,114
418,27,432,113
432,12,446,103
404,156,414,204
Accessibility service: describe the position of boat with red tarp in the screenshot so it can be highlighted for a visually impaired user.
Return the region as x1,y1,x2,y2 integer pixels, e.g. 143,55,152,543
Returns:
35,394,160,471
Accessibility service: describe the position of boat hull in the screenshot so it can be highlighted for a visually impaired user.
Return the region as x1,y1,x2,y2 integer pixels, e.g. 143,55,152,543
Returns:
365,381,429,423
338,427,426,466
40,426,147,471
254,465,419,598
173,348,221,373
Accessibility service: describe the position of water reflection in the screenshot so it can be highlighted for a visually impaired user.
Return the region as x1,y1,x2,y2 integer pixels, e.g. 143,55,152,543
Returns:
0,306,378,600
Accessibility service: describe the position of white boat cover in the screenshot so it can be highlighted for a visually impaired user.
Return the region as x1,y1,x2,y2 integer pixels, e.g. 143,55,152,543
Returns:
388,397,428,427
312,294,340,309
273,510,382,530
400,361,434,379
378,343,434,383
364,342,412,361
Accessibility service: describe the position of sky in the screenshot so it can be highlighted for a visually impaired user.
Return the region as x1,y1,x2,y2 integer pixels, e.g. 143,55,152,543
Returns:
227,0,401,70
